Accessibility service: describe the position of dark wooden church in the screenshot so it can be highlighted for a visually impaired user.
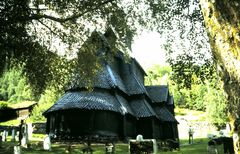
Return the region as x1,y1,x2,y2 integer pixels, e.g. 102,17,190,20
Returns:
43,30,179,144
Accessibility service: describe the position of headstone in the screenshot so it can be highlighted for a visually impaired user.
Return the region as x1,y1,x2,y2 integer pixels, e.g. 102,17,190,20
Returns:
105,143,114,154
21,135,27,148
12,129,16,142
14,146,21,154
21,124,29,148
43,135,51,151
16,131,19,142
129,139,157,154
226,123,231,132
2,130,7,142
136,134,143,141
233,132,239,153
27,123,33,140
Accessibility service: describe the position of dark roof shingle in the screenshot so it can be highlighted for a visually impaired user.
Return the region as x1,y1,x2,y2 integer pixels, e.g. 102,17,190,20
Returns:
130,98,157,118
120,62,148,95
167,96,174,105
44,90,133,116
154,106,178,123
145,85,169,103
67,64,127,93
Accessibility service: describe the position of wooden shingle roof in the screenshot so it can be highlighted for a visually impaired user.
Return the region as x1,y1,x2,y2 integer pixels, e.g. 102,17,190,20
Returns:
145,85,169,103
43,90,134,116
130,98,157,118
167,96,174,105
154,106,178,123
68,63,127,94
120,62,148,95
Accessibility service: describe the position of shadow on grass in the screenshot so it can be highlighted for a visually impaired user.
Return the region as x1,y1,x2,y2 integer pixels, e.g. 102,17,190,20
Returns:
0,138,221,154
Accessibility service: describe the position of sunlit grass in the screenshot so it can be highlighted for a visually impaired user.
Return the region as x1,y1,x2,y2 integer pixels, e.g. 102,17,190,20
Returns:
0,119,21,126
175,107,207,122
175,107,205,116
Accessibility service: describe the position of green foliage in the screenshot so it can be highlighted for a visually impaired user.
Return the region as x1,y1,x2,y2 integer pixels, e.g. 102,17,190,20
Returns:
204,80,228,126
30,87,62,122
0,68,34,103
0,0,197,93
146,65,228,126
145,65,171,86
0,101,8,109
199,0,240,128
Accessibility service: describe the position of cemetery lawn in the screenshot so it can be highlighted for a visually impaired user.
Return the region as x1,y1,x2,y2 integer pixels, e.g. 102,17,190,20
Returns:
0,138,212,154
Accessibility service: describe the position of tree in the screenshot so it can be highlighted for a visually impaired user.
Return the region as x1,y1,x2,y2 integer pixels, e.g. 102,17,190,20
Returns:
146,64,228,126
0,0,199,93
145,65,172,86
2,0,240,129
199,0,240,129
30,87,61,122
0,68,34,103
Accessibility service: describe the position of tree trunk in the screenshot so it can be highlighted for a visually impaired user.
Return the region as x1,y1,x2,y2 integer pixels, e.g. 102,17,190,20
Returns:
199,0,240,152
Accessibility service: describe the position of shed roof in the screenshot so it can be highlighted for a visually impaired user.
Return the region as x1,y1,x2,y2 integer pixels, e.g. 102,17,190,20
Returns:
130,98,157,118
154,106,178,123
43,90,133,116
145,85,169,103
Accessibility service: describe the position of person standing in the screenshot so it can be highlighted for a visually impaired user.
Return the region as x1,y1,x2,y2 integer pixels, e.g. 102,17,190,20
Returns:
188,126,194,144
18,120,24,145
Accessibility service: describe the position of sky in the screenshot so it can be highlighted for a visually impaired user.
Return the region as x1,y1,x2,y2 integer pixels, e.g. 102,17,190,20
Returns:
131,31,167,71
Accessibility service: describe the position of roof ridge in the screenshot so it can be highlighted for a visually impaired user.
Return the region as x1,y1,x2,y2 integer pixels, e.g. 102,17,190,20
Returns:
142,98,158,118
106,64,117,86
114,92,134,116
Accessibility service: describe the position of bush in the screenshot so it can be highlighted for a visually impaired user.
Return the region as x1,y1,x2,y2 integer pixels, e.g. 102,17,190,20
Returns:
0,101,9,109
30,88,62,122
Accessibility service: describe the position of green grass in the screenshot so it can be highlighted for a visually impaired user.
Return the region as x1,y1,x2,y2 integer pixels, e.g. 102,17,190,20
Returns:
175,107,207,122
0,137,224,154
175,107,205,117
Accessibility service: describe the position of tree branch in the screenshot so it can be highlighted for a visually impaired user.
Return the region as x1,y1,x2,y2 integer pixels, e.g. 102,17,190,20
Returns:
29,0,115,23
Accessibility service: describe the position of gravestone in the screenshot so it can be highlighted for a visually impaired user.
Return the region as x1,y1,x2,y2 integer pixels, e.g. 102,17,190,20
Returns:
233,132,239,154
129,135,157,154
136,134,143,141
21,124,29,148
105,143,115,154
14,146,21,154
2,130,8,142
12,128,16,141
21,135,27,148
27,123,33,140
43,135,51,151
16,131,19,142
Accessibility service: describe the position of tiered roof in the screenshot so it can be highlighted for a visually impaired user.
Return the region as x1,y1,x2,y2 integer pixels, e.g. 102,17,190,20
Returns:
44,89,134,116
44,30,177,124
